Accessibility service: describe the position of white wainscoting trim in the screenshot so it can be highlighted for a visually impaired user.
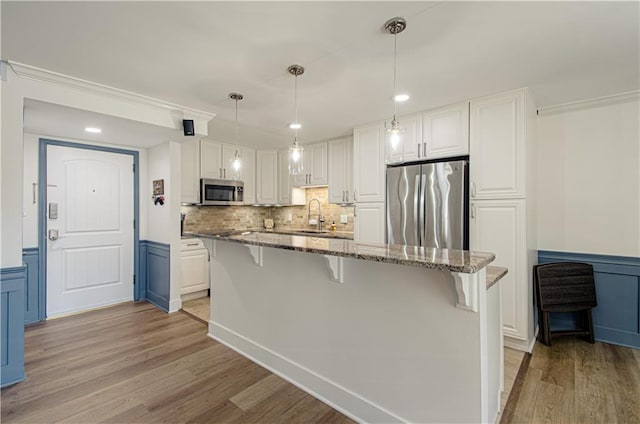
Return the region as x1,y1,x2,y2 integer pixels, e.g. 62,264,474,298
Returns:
322,255,344,284
209,320,407,424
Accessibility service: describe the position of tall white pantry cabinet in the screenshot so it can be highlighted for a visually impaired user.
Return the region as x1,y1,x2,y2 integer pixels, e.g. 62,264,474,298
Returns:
469,88,537,352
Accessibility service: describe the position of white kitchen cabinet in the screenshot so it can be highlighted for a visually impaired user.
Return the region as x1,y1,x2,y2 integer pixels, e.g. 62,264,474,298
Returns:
200,140,223,179
328,136,354,204
470,90,526,199
293,142,328,187
423,101,469,159
386,113,422,164
278,149,305,205
256,150,278,205
180,139,200,204
353,123,386,203
471,198,532,346
180,240,210,295
354,202,385,244
241,147,256,205
200,139,242,180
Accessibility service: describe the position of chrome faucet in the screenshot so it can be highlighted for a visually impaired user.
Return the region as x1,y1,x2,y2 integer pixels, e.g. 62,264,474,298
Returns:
308,198,325,231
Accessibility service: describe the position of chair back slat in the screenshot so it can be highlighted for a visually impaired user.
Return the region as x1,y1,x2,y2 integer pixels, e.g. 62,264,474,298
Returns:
535,262,597,312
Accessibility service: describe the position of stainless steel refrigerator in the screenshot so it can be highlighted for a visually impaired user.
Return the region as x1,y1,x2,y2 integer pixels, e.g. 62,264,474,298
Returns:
386,159,468,249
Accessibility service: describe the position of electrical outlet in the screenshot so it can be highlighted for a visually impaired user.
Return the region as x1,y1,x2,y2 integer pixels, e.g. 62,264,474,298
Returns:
286,213,292,222
340,214,348,224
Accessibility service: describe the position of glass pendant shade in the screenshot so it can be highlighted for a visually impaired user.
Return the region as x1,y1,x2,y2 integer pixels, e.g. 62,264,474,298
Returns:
288,141,304,175
386,118,405,152
230,149,242,179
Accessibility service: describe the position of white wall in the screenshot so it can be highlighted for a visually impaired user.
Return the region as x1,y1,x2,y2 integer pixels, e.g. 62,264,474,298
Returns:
22,132,149,248
147,141,182,312
537,94,640,257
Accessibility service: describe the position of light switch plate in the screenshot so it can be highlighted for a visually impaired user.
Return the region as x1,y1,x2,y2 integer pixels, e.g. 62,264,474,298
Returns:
340,214,348,224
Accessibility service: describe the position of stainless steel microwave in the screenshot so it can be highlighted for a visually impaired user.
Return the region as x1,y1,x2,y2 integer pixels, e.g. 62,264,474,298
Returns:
200,178,244,205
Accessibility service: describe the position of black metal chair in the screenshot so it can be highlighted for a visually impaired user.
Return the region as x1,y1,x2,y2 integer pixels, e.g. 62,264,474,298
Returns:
533,262,597,346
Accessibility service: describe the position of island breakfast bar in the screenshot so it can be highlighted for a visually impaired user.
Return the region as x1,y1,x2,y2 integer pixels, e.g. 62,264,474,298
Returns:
188,231,504,423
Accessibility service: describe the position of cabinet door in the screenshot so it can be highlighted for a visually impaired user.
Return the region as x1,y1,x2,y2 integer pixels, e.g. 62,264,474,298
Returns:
423,101,469,159
292,148,309,187
221,144,239,180
328,137,347,203
200,140,223,179
256,150,278,205
470,90,525,199
354,123,386,203
309,142,328,186
181,249,210,294
277,149,292,204
354,202,385,244
180,139,200,204
242,147,256,205
387,113,422,164
470,198,527,341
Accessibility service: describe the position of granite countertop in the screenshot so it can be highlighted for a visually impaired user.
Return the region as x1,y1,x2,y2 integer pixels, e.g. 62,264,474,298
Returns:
486,266,508,289
185,230,495,274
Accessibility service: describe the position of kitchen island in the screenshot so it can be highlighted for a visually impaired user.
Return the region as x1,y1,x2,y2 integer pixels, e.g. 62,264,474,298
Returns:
187,231,504,423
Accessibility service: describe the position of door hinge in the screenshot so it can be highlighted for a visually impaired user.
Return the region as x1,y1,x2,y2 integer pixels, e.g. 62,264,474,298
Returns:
132,163,136,173
133,275,136,285
133,219,136,229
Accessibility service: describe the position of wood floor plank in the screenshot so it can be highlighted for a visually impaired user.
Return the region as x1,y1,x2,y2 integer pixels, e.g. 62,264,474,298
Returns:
229,373,290,411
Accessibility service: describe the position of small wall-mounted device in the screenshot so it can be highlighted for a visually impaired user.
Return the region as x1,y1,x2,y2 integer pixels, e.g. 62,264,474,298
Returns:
183,119,195,136
48,202,58,220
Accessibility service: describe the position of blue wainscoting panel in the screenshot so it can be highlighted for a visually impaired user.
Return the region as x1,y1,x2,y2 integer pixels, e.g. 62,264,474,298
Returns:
1,267,26,387
22,248,41,324
140,240,170,312
538,251,640,349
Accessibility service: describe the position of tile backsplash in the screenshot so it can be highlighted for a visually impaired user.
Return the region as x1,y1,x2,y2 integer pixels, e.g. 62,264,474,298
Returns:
182,187,354,233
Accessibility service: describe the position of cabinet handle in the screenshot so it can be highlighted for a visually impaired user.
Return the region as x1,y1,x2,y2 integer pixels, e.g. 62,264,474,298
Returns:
471,181,476,197
32,182,38,204
224,168,227,179
219,168,223,178
423,142,427,156
417,143,421,158
346,189,349,202
353,189,357,201
471,205,476,219
342,190,345,202
353,204,357,217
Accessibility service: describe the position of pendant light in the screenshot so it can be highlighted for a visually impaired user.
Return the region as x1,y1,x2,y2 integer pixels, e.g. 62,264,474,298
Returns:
229,92,243,179
287,64,304,175
384,17,407,153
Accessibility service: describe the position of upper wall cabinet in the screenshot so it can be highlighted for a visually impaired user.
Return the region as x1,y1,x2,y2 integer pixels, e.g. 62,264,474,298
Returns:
354,123,386,203
386,113,422,165
423,101,470,159
200,140,242,180
256,150,278,205
278,150,305,205
470,90,526,199
328,136,354,204
181,139,201,204
385,103,469,165
242,147,256,205
293,142,328,187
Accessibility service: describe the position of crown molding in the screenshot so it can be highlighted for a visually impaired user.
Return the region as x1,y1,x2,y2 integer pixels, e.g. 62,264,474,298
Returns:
537,90,640,116
6,61,215,121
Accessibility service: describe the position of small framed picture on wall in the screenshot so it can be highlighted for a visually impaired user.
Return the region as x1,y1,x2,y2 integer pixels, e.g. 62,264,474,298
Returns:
153,179,164,196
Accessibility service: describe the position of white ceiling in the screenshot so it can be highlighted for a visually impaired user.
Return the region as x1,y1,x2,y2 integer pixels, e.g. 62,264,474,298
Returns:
4,1,639,149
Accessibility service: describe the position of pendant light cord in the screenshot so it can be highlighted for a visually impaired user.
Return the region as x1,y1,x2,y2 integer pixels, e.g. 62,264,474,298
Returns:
393,32,398,121
294,74,299,141
234,98,239,141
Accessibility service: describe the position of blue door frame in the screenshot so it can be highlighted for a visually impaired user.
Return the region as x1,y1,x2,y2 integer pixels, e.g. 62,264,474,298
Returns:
38,139,142,320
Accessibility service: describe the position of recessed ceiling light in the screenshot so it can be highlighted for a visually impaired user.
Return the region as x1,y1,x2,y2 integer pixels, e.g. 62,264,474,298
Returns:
85,127,102,133
289,123,302,130
394,94,410,102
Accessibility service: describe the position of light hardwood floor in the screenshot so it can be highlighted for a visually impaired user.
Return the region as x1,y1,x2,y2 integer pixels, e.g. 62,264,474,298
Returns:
1,302,354,424
510,337,640,424
182,296,211,324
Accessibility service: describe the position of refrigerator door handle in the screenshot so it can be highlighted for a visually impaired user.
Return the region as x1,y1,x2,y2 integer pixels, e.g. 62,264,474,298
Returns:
414,174,420,245
419,174,426,247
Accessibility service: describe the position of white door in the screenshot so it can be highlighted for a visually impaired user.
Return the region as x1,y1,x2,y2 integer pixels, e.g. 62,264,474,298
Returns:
46,145,134,317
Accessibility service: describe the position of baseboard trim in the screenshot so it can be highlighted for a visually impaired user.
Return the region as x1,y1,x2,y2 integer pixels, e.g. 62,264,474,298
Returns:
168,298,182,313
208,320,406,424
